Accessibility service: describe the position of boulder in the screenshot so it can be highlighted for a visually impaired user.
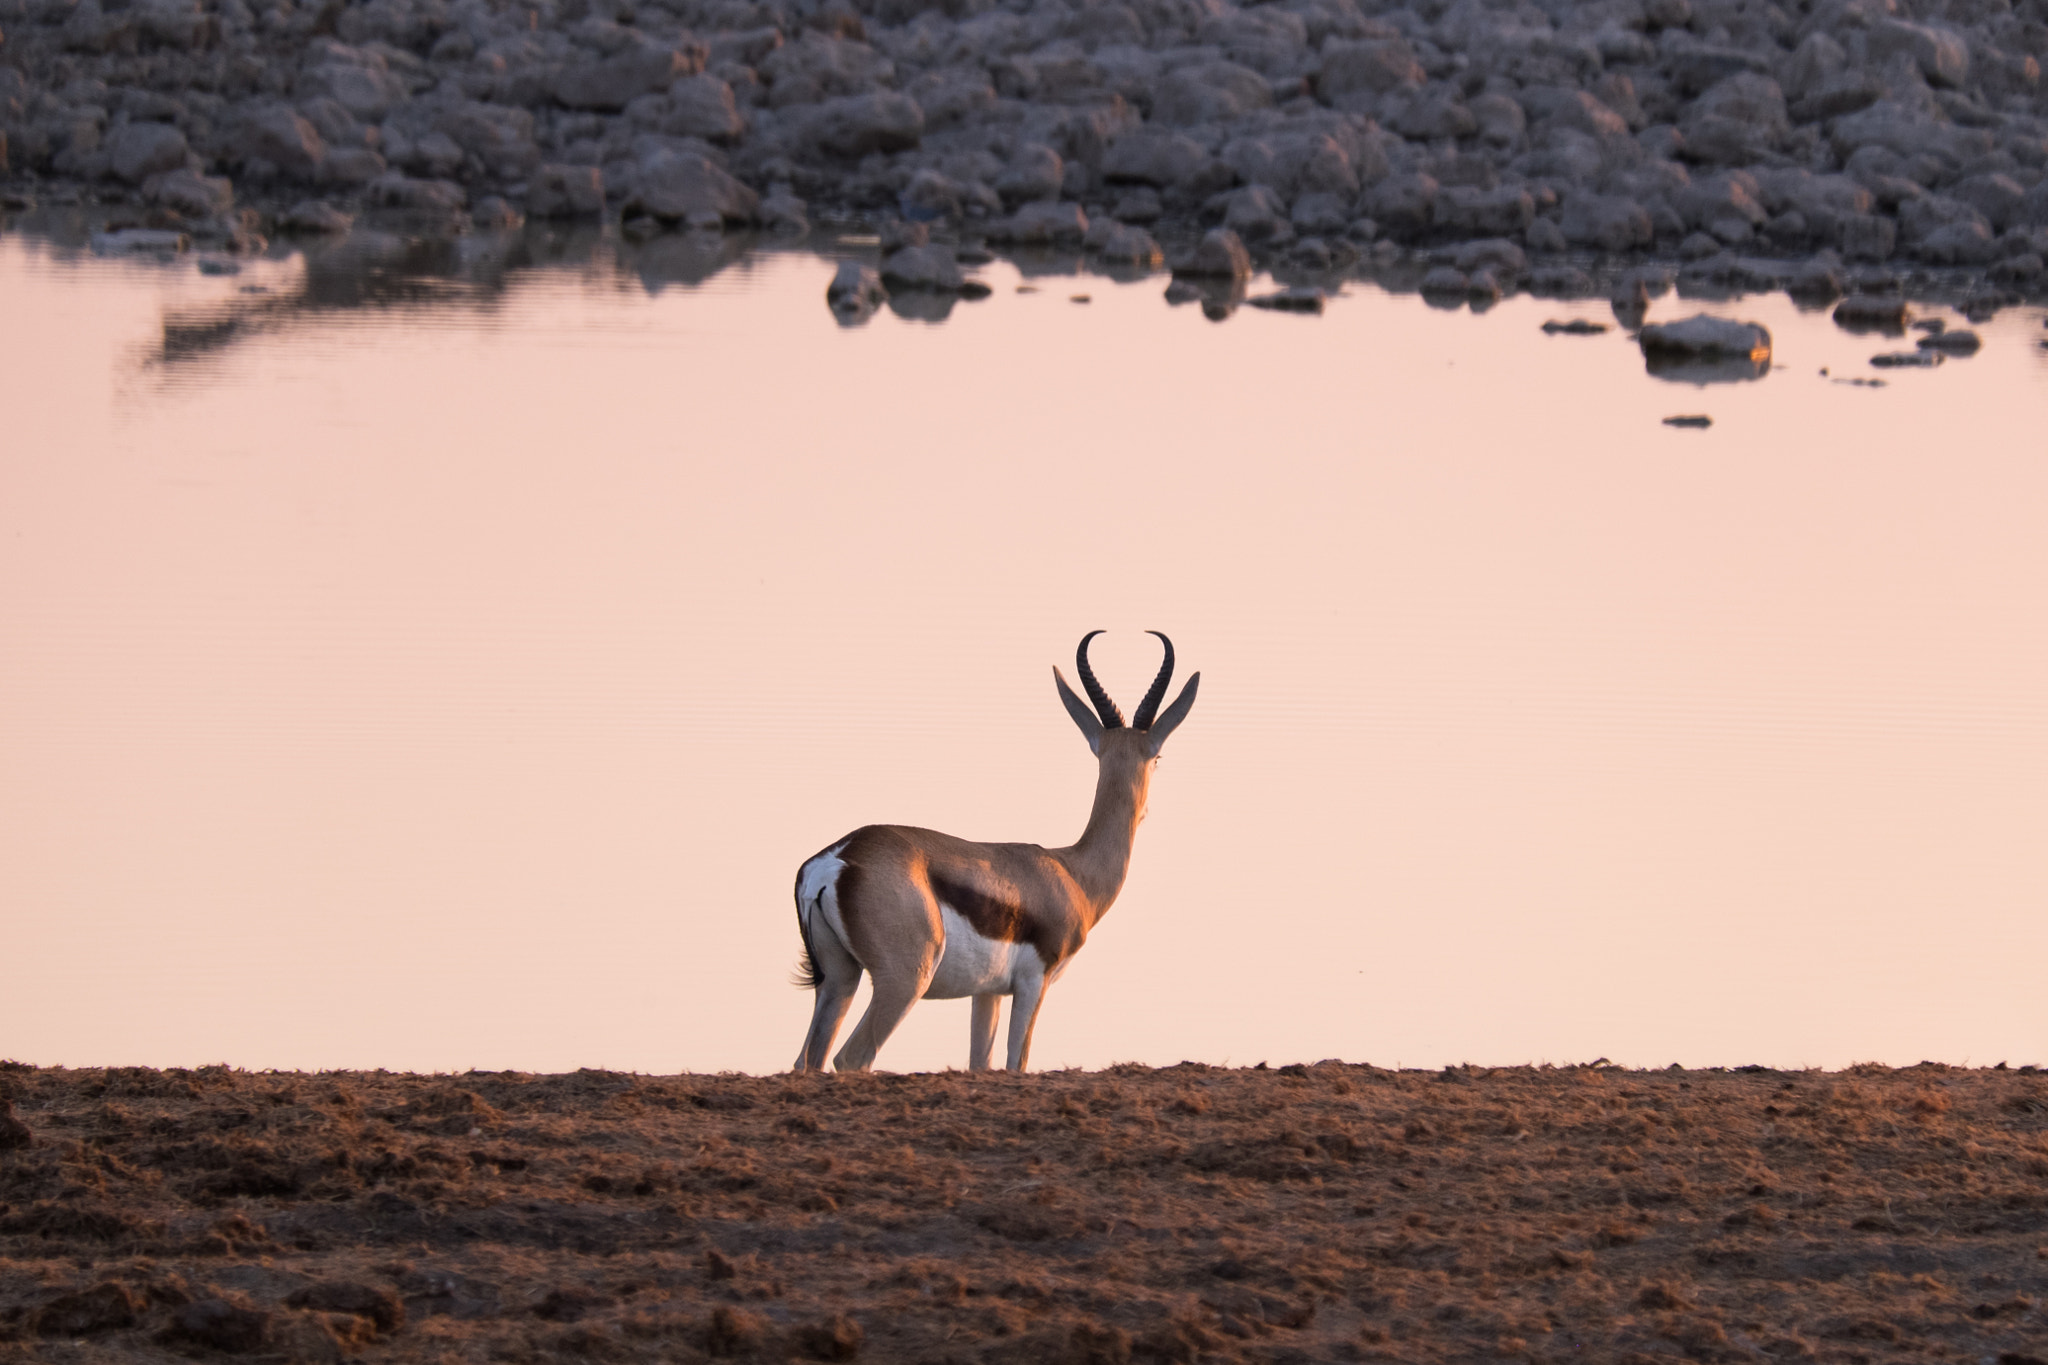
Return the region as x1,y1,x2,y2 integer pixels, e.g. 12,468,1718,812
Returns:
236,105,326,179
1639,314,1772,381
1433,186,1535,237
989,200,1088,245
368,173,466,212
1174,227,1252,280
555,39,706,112
106,121,187,184
146,168,233,216
1362,172,1438,237
436,102,540,178
1945,174,2025,234
1679,73,1788,165
1914,220,1997,264
799,92,924,158
627,152,757,228
1092,223,1162,268
1222,184,1291,243
1559,193,1654,251
1101,128,1212,190
995,144,1063,206
880,243,965,291
1150,61,1271,125
279,199,354,232
1865,20,1969,89
528,163,605,218
1316,39,1424,105
666,75,744,143
296,53,411,122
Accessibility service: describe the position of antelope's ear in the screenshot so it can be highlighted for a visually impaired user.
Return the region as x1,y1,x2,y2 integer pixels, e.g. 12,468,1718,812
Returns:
1054,667,1104,756
1143,673,1199,753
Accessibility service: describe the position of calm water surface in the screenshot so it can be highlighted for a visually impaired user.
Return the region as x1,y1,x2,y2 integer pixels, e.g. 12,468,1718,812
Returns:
3,231,2045,1075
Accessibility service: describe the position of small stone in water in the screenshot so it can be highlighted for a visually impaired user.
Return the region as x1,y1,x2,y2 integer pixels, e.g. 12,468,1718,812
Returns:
1542,319,1608,335
1070,294,1091,304
1870,351,1941,368
1247,287,1326,314
1663,415,1713,428
1916,329,1981,355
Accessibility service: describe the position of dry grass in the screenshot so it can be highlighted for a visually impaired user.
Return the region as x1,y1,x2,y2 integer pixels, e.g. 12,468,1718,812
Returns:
2,1060,2045,1363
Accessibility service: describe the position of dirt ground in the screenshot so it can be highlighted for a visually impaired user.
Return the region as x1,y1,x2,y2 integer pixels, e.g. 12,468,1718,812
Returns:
1,1060,2044,1364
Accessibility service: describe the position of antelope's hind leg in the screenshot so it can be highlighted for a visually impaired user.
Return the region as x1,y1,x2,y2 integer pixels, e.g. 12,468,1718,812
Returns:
795,922,862,1073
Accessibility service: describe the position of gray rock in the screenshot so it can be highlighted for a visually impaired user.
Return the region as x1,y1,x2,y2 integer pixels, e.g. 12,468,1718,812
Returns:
666,75,744,143
1433,186,1535,237
1679,73,1788,165
1525,88,1629,140
1946,175,2026,234
1175,227,1252,280
1102,128,1211,190
279,199,354,233
1092,223,1162,268
1290,191,1351,236
1640,314,1772,381
1151,61,1271,125
437,102,540,179
237,105,326,180
880,243,965,291
319,148,387,185
1639,315,1771,360
799,92,924,158
472,195,523,230
1470,92,1527,149
1223,184,1291,243
1391,85,1476,141
1833,294,1910,332
368,173,466,212
296,54,411,122
1525,217,1568,253
1112,188,1162,223
1453,238,1527,277
1362,172,1438,237
1870,350,1941,367
1838,213,1897,262
1316,39,1424,105
1247,286,1325,313
1418,266,1470,299
527,164,606,218
758,184,808,234
555,39,705,112
1915,220,1997,264
1559,193,1653,252
106,121,188,183
1865,20,1970,89
627,151,757,228
996,144,1063,206
147,169,233,216
989,199,1089,245
1917,328,1981,354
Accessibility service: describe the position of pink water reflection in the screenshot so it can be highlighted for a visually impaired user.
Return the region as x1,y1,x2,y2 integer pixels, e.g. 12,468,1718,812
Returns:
2,235,2044,1075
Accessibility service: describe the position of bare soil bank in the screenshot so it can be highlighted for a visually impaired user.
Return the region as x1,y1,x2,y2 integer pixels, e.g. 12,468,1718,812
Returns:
2,1061,2045,1364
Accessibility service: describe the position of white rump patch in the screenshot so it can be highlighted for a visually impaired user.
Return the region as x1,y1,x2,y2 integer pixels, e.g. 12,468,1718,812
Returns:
796,842,853,960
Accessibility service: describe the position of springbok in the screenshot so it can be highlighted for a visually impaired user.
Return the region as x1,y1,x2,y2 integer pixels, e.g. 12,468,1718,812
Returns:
791,631,1199,1073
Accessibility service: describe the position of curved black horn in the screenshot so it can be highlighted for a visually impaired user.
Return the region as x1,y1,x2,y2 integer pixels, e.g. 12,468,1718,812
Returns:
1132,630,1175,730
1076,631,1124,729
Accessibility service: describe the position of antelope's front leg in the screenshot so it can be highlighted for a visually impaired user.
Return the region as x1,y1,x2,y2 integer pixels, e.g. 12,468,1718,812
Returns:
1005,974,1048,1073
969,994,1002,1071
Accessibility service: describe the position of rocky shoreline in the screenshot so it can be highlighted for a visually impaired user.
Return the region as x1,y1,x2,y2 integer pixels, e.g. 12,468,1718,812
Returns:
2,0,2047,315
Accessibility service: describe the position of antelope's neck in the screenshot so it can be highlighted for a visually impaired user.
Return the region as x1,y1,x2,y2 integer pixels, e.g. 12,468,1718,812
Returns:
1061,768,1145,923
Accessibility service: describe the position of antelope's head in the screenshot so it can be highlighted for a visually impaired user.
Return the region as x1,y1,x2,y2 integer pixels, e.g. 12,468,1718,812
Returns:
1053,630,1200,820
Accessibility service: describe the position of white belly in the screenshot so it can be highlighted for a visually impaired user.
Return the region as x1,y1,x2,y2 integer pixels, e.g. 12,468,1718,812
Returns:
923,905,1035,1000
